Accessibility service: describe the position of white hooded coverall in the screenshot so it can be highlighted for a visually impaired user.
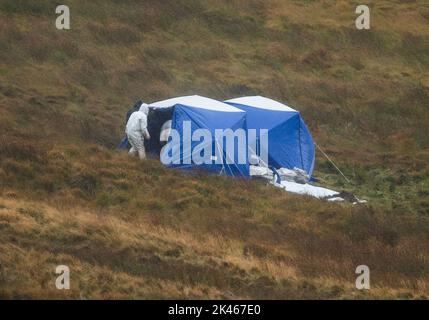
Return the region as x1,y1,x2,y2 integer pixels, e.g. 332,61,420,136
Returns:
125,103,151,160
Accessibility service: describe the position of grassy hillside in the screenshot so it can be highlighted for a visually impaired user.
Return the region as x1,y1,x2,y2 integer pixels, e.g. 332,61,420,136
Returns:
0,0,429,299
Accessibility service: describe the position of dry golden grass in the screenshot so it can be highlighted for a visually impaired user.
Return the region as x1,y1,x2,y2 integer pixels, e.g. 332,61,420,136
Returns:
1,145,429,299
0,192,427,300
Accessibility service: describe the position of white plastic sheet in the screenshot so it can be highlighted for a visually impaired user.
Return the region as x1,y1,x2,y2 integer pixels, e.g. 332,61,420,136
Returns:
278,180,342,200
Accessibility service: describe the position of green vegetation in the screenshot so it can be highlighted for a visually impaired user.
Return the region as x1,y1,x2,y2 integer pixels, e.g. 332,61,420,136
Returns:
0,0,428,299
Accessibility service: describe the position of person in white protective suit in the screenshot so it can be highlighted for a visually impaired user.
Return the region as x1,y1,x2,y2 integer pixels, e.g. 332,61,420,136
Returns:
125,103,151,160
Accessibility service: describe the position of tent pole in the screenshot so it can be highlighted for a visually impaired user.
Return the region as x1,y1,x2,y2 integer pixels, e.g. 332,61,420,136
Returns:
215,140,226,175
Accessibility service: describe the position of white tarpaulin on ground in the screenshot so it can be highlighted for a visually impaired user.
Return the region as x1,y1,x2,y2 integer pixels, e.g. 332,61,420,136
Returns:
250,165,366,203
272,181,367,204
277,181,343,201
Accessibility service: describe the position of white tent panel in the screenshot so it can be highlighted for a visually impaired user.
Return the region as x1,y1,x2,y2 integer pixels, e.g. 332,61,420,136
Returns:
150,95,244,113
225,96,297,112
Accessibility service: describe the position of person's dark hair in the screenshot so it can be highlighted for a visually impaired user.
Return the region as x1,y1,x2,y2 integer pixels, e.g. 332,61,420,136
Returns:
125,100,144,125
133,100,143,109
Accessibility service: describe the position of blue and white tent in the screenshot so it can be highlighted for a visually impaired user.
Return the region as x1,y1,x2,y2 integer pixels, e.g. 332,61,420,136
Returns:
149,95,249,177
132,95,364,202
225,96,315,177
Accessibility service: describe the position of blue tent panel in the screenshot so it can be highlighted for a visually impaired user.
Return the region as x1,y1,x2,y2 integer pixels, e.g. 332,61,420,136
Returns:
144,95,315,178
225,96,315,177
118,135,129,149
155,98,249,177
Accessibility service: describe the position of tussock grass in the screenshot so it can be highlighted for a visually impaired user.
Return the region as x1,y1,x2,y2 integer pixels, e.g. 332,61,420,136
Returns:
0,191,428,299
1,145,429,299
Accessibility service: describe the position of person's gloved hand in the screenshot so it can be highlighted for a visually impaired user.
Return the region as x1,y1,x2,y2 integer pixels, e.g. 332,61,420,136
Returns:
143,129,151,140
